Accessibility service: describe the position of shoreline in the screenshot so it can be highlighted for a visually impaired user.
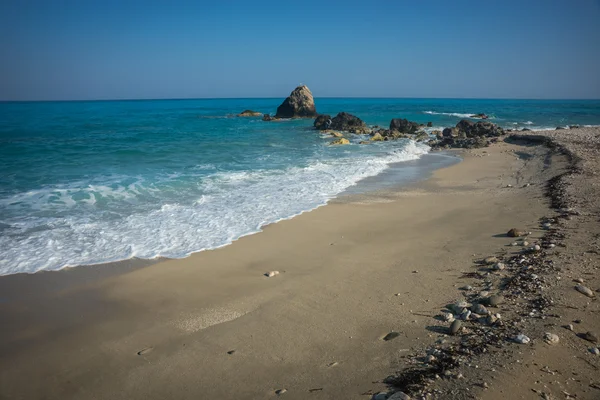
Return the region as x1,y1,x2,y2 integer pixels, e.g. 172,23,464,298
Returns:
0,150,459,278
1,129,599,399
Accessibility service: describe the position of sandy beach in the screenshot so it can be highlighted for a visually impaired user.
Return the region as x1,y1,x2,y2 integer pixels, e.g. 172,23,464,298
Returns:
1,129,599,400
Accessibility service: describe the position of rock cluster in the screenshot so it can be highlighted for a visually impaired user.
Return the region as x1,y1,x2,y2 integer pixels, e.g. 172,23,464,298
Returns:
329,112,370,134
428,119,505,149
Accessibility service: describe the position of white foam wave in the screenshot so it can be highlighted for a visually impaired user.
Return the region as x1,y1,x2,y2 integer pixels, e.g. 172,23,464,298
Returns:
424,111,478,118
0,141,429,275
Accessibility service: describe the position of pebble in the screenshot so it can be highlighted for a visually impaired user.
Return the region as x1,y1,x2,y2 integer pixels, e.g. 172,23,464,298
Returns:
573,278,584,283
387,392,411,400
575,284,595,298
327,362,338,367
471,303,489,315
227,350,236,355
493,262,505,271
513,334,531,344
459,285,472,291
485,314,498,325
487,295,503,307
543,222,552,229
383,332,401,341
479,290,489,297
547,244,556,249
522,241,530,247
543,333,560,345
265,271,280,278
275,389,287,395
425,355,436,363
452,300,469,313
507,228,525,237
589,347,600,355
137,347,154,356
580,331,598,343
533,245,541,252
442,312,454,322
372,392,387,400
483,256,499,264
565,324,574,331
450,320,462,335
460,310,472,321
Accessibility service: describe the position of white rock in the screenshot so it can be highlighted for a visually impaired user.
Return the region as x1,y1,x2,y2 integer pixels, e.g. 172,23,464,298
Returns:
442,312,455,322
459,285,473,291
522,241,530,247
543,333,560,345
574,278,584,283
543,223,552,229
511,242,518,246
460,310,472,321
425,354,436,363
513,334,530,344
575,285,595,298
493,262,505,271
548,244,556,249
266,271,280,277
589,347,600,355
533,245,541,251
275,388,287,395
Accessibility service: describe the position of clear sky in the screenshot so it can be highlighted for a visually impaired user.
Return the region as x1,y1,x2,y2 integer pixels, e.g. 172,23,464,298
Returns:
1,0,599,101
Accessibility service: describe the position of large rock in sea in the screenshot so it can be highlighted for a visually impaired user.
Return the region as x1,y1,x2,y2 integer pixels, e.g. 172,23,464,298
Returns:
390,118,420,134
330,112,369,134
314,114,332,130
275,85,317,118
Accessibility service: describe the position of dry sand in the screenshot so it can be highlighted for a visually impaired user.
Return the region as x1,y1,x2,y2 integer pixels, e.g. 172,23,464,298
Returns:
0,129,598,400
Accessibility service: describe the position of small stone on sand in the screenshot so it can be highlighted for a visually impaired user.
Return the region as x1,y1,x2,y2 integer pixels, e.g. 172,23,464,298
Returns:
387,391,411,400
487,295,503,307
543,333,560,345
575,284,594,298
227,350,236,355
383,332,401,341
579,331,598,343
265,271,280,278
484,256,499,264
275,388,287,395
137,347,154,356
493,262,505,271
589,347,600,355
507,228,525,237
450,320,462,335
513,334,530,344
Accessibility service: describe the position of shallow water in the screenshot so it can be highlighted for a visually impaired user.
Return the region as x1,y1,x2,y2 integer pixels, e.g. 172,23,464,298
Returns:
0,98,598,275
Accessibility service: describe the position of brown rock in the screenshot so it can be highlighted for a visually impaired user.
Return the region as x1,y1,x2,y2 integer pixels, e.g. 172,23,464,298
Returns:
275,85,317,118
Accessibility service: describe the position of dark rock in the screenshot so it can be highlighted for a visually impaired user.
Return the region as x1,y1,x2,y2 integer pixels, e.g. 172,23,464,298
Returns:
313,114,332,130
486,295,503,307
262,114,274,121
426,121,433,127
450,320,462,335
443,127,458,138
521,128,531,132
579,331,598,343
569,125,580,129
470,113,489,119
330,112,369,134
275,85,317,118
390,118,420,134
238,110,262,117
507,228,526,237
456,119,505,138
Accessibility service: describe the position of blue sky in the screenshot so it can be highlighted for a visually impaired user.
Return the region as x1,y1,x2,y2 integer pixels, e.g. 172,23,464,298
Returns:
1,0,599,100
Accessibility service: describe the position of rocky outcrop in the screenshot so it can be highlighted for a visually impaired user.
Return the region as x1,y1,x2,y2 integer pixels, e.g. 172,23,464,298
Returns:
330,138,350,145
238,110,262,117
262,114,277,121
330,112,370,134
275,85,317,118
456,119,505,137
390,118,420,134
429,120,505,150
314,114,332,130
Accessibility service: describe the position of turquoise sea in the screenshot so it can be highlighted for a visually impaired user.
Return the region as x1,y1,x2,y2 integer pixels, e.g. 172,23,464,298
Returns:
1,98,599,275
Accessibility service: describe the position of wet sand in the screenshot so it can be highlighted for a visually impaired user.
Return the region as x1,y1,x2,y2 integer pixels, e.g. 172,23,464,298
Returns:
0,132,593,400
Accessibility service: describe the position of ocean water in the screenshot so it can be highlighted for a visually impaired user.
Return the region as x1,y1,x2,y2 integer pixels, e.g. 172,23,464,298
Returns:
1,98,599,275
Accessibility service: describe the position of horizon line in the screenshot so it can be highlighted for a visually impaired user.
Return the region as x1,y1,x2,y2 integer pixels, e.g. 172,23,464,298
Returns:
2,96,600,103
